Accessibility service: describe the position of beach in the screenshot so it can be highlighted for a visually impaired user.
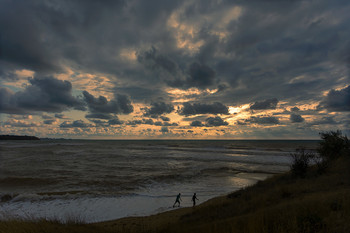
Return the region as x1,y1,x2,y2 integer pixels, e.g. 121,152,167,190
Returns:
0,140,318,223
1,154,349,233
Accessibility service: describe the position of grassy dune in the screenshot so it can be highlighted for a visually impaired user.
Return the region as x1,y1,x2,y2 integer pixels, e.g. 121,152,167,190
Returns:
1,156,350,233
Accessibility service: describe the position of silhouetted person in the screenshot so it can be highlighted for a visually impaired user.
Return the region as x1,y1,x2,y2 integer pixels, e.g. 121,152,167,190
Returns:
173,193,182,208
192,193,198,207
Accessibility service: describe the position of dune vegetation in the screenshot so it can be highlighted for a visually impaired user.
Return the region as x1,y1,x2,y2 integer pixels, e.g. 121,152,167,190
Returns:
1,131,349,233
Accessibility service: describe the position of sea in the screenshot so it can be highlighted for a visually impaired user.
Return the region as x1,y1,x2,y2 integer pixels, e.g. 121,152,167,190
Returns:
0,140,318,223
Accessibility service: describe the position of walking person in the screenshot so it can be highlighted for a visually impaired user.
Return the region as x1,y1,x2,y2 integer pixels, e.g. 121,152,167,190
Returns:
192,193,198,207
173,193,182,208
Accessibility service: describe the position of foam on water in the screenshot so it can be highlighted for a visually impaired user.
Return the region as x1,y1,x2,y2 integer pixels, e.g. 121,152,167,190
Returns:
1,174,266,223
0,140,318,222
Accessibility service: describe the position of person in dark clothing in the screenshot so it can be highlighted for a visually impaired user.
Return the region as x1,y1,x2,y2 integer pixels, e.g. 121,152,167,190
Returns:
192,193,198,207
173,193,182,208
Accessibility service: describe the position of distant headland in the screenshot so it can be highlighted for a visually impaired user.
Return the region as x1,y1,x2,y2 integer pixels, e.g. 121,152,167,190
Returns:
0,135,40,140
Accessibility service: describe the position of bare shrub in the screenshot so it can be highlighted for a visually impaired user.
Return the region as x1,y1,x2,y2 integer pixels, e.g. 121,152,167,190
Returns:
290,148,314,177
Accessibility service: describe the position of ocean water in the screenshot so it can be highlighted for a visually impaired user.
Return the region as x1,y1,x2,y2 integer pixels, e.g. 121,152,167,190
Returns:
0,140,318,223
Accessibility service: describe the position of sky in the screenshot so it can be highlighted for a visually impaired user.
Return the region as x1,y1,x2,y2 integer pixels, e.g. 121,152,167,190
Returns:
0,0,349,139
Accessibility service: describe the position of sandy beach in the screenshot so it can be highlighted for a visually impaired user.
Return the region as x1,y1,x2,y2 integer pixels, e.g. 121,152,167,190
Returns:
3,154,349,233
90,155,350,233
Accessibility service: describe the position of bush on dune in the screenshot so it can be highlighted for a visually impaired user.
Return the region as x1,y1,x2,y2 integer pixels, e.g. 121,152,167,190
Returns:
290,130,349,177
318,130,350,160
290,148,314,177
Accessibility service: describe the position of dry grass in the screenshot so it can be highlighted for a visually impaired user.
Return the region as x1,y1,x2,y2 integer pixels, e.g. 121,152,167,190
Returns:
1,156,350,233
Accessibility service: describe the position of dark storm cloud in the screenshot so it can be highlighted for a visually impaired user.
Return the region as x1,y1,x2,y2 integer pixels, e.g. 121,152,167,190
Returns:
167,62,217,89
217,84,228,92
208,0,350,105
246,116,280,125
1,0,350,139
0,0,127,74
291,107,300,112
320,85,350,112
43,119,57,125
143,102,174,118
138,47,218,90
186,62,216,89
160,126,169,133
54,113,65,119
138,47,178,74
160,116,170,121
205,116,228,127
41,114,53,120
190,120,204,127
178,102,229,116
83,91,133,116
108,117,123,125
166,62,218,89
308,116,338,126
290,113,305,123
89,119,107,126
0,1,61,73
250,98,279,110
127,119,154,126
154,121,163,126
163,122,178,126
60,120,92,128
87,117,123,127
85,113,113,120
0,76,85,114
190,116,228,127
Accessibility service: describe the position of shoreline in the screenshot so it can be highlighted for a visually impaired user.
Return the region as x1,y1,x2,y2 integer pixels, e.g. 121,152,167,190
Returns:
92,155,350,232
0,172,270,223
1,155,350,232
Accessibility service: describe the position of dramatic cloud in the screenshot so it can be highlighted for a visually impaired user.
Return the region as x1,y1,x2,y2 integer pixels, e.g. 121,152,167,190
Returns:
160,116,170,121
43,119,57,125
162,122,178,126
309,116,338,126
190,120,204,127
138,48,217,90
186,62,216,89
321,85,350,112
205,116,228,127
127,119,154,126
1,0,350,138
138,47,178,74
190,117,228,127
178,102,229,116
108,117,123,125
83,91,133,117
290,113,305,123
60,120,92,128
4,119,38,127
290,107,300,112
246,116,280,125
85,113,113,120
160,126,169,133
143,101,174,118
54,113,65,119
250,98,279,110
0,76,84,114
169,62,216,89
41,114,53,120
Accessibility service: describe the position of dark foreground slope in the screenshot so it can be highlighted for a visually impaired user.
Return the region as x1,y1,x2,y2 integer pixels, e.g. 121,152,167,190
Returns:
1,156,350,233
